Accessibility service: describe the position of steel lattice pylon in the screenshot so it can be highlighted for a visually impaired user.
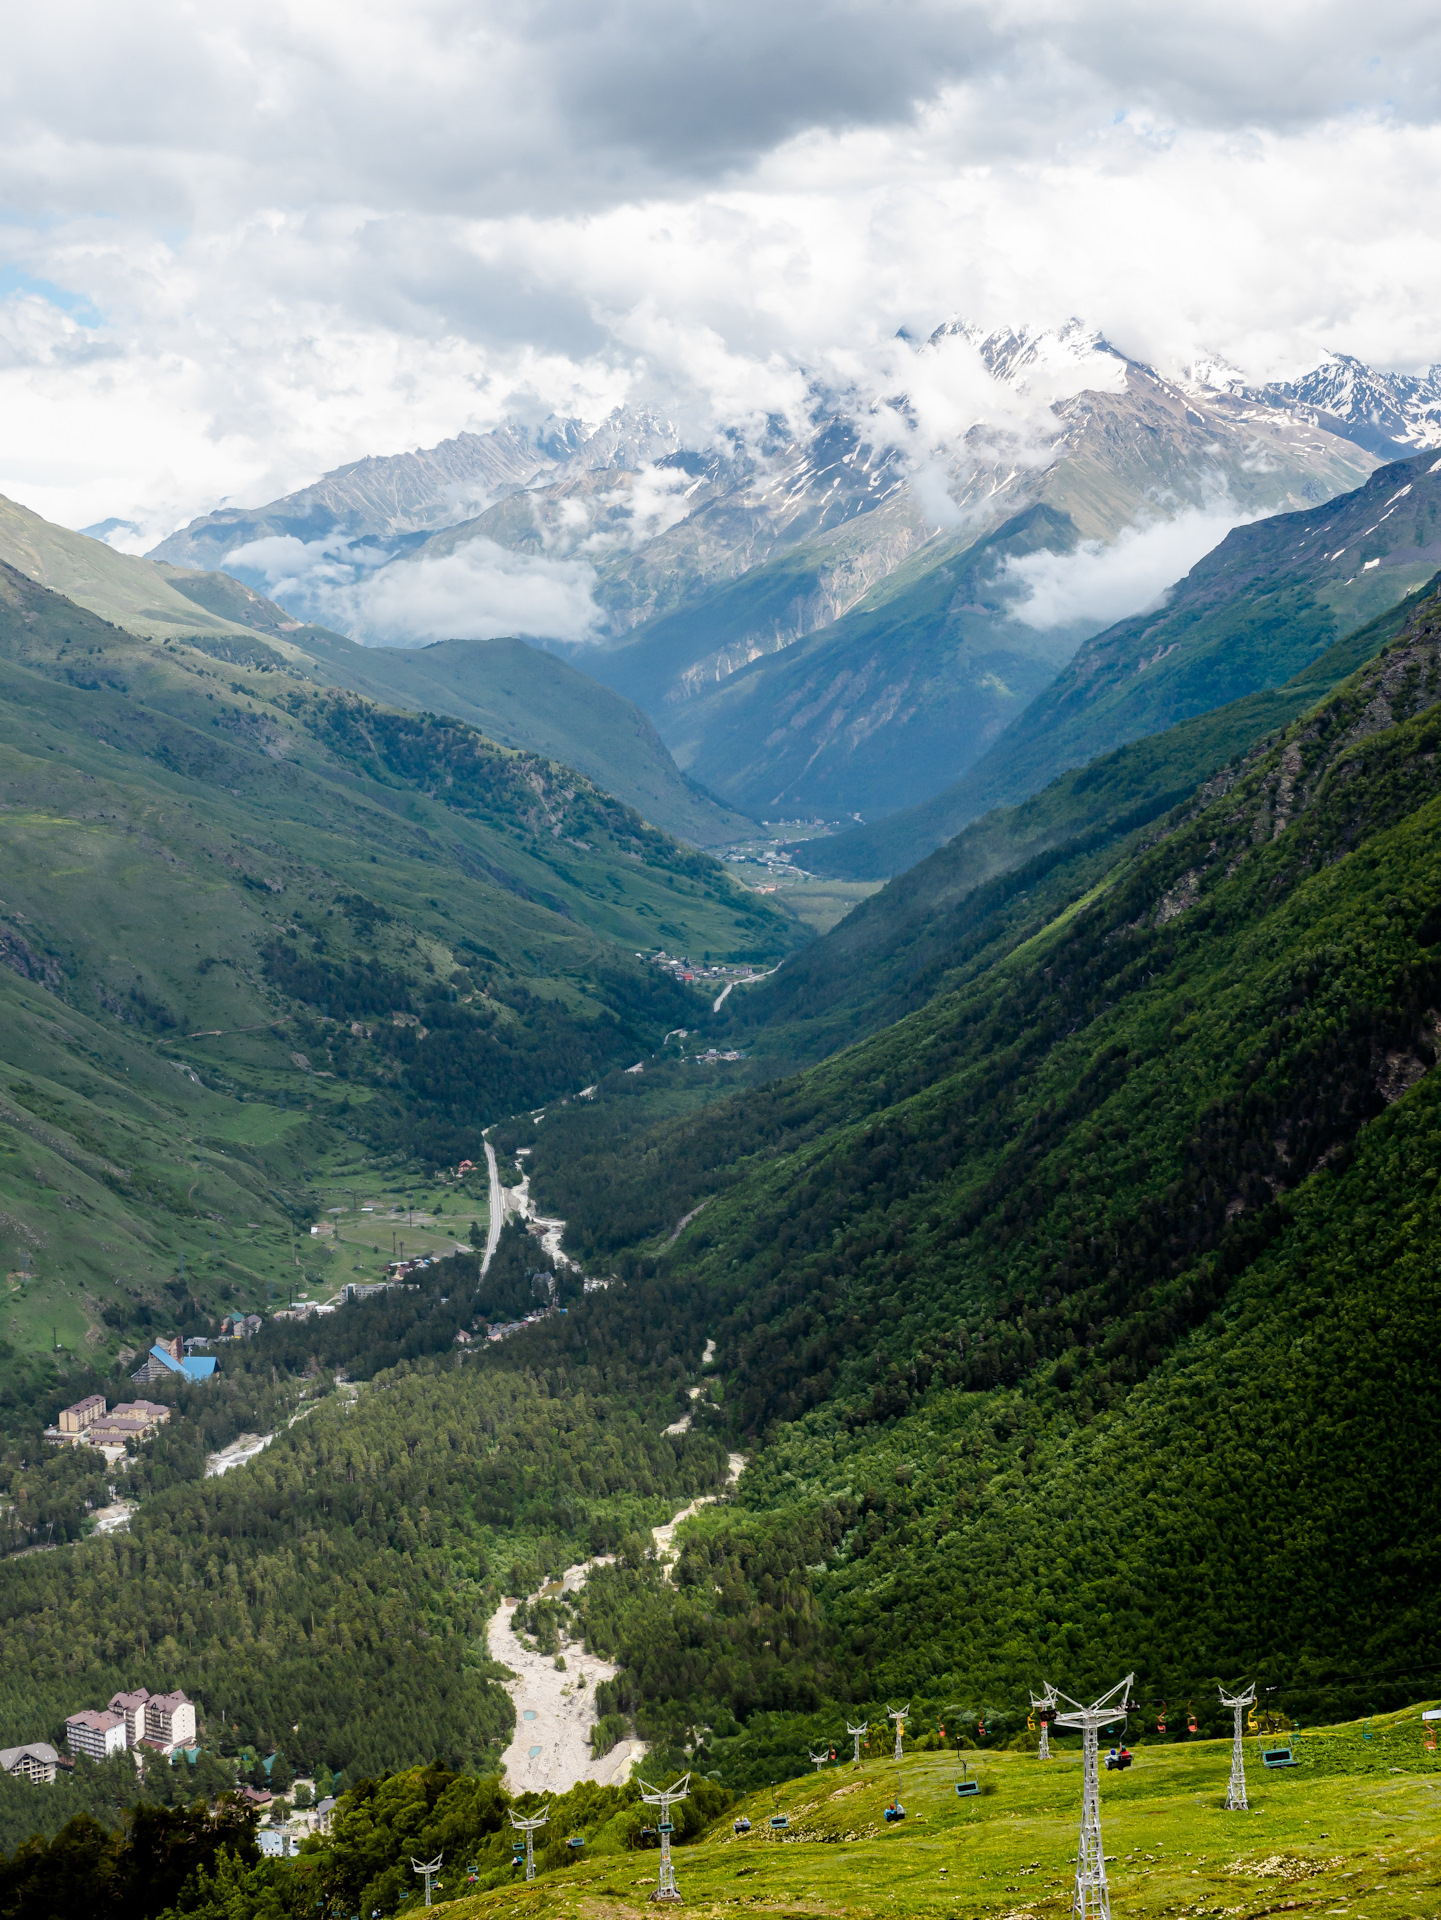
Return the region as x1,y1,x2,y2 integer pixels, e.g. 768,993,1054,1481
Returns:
1031,1682,1059,1761
846,1720,868,1766
1053,1673,1134,1920
510,1806,549,1883
887,1704,909,1762
639,1773,690,1903
410,1853,444,1909
1219,1684,1256,1811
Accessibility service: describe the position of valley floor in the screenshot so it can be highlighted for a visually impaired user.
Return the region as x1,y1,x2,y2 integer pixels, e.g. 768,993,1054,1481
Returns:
443,1723,1441,1920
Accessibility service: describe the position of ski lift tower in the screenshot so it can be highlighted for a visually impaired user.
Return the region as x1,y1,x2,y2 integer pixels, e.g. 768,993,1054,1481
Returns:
639,1773,690,1903
808,1748,830,1772
1031,1682,1059,1759
888,1704,909,1762
1219,1683,1257,1811
846,1720,868,1766
510,1806,549,1883
1053,1672,1135,1920
411,1853,444,1909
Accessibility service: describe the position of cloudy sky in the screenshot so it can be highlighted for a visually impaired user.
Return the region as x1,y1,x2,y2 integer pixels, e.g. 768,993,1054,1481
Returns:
3,0,1441,543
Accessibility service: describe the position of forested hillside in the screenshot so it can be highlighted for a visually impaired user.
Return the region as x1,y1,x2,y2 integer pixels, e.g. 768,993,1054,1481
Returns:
503,585,1441,1755
0,558,795,1366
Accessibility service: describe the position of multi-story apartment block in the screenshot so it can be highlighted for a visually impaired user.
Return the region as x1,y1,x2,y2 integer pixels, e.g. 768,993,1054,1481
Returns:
65,1709,128,1761
113,1400,170,1427
107,1688,150,1747
58,1395,106,1435
144,1690,197,1752
0,1743,59,1784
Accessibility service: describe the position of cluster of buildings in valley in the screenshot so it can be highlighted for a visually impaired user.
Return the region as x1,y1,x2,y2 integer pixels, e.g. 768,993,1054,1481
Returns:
46,1393,171,1455
0,1686,198,1786
218,1311,264,1339
644,950,763,985
43,1335,220,1454
65,1685,198,1763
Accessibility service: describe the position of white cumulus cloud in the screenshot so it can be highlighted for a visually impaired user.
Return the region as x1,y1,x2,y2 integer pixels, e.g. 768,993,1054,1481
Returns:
330,543,604,645
1000,505,1260,633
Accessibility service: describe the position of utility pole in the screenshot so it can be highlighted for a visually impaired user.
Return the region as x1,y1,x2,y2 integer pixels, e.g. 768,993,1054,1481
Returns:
510,1807,548,1883
1053,1672,1135,1920
410,1854,443,1908
638,1773,689,1903
846,1720,868,1766
1031,1682,1059,1759
1220,1683,1257,1810
887,1704,908,1762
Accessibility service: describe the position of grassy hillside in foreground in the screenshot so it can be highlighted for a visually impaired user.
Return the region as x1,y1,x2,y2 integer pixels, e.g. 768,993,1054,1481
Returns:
742,587,1433,1065
371,1726,1439,1920
7,1708,1431,1920
0,559,797,1363
490,588,1441,1750
813,449,1441,876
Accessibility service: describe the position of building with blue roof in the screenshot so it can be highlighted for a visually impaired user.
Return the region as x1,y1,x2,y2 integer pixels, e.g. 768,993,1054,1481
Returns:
130,1334,218,1386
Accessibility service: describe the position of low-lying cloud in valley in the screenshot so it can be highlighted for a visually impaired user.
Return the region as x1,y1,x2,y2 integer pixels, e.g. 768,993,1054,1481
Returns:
225,533,605,645
1000,505,1261,635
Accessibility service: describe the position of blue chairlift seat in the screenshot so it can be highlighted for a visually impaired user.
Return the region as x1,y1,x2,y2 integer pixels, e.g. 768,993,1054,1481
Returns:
658,1822,675,1834
884,1802,906,1823
733,1816,752,1835
1261,1745,1296,1768
770,1814,789,1830
955,1781,980,1796
567,1835,586,1849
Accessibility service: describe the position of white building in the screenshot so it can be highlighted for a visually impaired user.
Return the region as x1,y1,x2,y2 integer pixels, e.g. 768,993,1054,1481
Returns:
66,1710,127,1761
144,1690,197,1752
107,1688,150,1747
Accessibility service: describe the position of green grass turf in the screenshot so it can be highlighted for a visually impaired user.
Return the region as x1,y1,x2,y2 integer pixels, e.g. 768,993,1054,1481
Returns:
441,1710,1441,1920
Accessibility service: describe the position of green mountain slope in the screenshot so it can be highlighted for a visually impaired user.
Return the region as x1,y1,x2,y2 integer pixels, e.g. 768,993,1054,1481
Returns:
813,448,1441,876
0,498,262,645
655,506,1083,820
734,587,1432,1064
502,586,1441,1744
153,565,751,845
288,631,753,846
0,560,796,1361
